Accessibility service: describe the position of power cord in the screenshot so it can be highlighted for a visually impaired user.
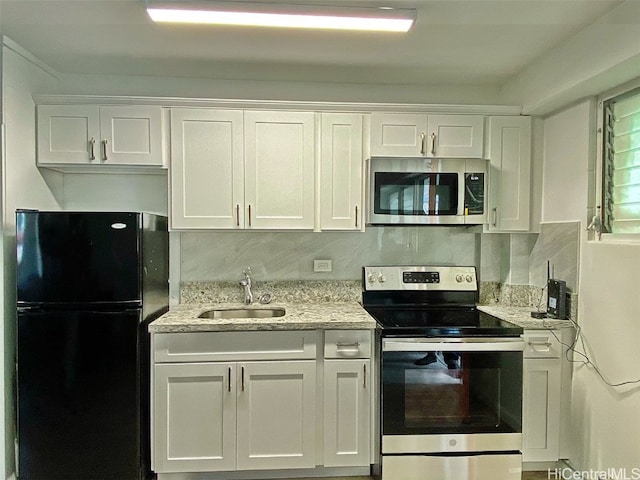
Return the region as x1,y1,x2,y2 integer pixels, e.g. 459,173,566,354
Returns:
544,316,640,388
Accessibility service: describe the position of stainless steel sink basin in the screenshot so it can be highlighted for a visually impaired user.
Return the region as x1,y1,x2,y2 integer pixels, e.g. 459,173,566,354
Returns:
198,308,286,319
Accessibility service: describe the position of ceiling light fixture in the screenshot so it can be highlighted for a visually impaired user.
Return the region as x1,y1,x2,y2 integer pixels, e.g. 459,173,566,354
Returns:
146,1,416,32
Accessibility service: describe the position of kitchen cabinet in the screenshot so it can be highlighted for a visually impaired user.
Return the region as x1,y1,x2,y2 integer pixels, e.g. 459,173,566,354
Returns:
522,330,562,462
323,330,372,467
153,362,237,473
152,331,318,474
170,109,315,230
319,113,365,231
244,110,315,229
37,104,164,168
486,116,532,231
370,113,484,158
169,108,244,229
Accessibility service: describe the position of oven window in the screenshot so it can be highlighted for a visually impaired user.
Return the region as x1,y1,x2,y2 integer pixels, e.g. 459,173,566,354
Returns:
382,350,522,435
374,172,458,216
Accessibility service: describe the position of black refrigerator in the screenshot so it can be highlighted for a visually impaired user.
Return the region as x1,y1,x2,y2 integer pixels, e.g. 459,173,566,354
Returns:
16,210,169,480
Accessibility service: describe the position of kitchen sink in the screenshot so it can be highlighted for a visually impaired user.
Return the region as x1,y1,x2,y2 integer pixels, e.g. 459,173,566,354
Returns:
198,307,286,319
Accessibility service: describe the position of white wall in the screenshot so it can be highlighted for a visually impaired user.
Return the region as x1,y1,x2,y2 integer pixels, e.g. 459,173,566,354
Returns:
55,71,503,107
542,99,640,470
502,1,640,115
1,38,60,478
542,101,593,224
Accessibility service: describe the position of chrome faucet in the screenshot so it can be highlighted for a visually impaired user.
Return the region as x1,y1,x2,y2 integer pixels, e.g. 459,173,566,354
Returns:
239,268,253,305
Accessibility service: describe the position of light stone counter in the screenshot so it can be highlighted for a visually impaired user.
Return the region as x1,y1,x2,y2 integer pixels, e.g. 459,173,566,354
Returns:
149,302,378,333
478,305,575,329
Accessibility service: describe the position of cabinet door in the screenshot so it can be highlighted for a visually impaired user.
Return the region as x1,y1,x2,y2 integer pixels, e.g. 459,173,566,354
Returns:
99,106,164,166
522,358,561,462
427,114,484,158
236,361,316,470
323,359,371,467
170,109,244,229
153,363,237,473
370,113,428,156
320,113,364,230
37,105,100,164
487,116,532,231
244,111,315,229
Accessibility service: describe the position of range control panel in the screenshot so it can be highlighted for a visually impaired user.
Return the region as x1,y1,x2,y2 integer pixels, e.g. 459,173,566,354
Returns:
363,265,477,291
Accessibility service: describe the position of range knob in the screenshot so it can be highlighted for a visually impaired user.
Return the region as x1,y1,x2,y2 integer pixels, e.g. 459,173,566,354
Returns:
455,274,464,283
466,275,474,283
367,273,377,283
378,272,386,283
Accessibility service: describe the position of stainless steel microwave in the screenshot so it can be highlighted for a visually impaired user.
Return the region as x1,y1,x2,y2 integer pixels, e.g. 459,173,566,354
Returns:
367,157,487,225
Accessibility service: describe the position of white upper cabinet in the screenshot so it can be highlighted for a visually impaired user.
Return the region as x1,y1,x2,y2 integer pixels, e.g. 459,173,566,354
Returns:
486,116,532,232
170,109,316,230
370,113,484,158
244,111,316,230
319,113,365,231
37,104,164,168
170,109,244,230
427,114,484,158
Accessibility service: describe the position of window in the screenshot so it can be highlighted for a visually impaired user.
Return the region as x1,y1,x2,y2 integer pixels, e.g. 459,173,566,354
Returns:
602,88,640,234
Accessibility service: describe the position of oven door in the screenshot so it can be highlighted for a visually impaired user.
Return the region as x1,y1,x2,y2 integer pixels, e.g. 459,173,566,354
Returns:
381,337,523,454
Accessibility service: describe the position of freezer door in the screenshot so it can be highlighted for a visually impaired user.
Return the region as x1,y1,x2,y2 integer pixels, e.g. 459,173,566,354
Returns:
16,211,142,304
17,309,148,480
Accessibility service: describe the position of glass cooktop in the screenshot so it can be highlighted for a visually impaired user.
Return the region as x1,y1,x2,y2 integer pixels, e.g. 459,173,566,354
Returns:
364,306,523,337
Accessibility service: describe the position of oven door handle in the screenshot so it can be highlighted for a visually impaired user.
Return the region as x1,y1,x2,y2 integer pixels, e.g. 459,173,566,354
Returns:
382,338,525,352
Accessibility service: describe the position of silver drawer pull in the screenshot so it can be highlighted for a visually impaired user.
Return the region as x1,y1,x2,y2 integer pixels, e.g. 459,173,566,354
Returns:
363,363,367,389
527,341,553,347
336,342,360,348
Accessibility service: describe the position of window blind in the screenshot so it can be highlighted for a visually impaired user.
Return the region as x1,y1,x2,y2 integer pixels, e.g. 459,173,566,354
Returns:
603,89,640,234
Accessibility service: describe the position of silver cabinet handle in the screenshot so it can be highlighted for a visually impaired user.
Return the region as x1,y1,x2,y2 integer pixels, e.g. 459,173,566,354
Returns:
527,341,553,347
241,366,245,391
336,342,360,348
430,132,436,155
420,132,426,155
355,206,359,228
248,205,252,227
228,367,232,392
492,207,498,227
89,138,96,160
363,363,367,389
101,139,108,161
236,204,240,227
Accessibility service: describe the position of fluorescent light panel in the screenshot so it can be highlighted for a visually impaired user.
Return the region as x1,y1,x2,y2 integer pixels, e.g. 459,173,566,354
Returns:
146,1,416,32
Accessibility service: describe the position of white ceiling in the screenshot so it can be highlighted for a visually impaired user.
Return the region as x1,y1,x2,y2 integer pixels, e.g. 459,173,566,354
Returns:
0,0,625,88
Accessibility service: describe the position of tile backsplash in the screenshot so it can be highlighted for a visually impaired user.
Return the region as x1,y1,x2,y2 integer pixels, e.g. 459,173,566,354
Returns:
178,221,580,319
180,226,483,282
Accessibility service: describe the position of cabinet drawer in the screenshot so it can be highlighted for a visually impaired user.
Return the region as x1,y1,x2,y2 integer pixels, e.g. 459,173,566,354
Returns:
324,330,372,358
154,330,318,363
523,330,561,358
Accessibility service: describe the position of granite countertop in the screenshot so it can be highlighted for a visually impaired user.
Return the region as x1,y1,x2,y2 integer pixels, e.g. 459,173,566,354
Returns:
477,305,575,329
149,302,378,333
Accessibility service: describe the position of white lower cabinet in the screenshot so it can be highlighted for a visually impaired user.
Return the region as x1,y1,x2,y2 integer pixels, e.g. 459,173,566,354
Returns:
522,330,562,462
236,361,317,470
152,329,374,477
323,359,371,467
153,362,237,473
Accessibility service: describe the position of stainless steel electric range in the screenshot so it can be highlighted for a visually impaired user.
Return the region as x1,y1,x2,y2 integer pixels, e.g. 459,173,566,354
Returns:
362,265,524,480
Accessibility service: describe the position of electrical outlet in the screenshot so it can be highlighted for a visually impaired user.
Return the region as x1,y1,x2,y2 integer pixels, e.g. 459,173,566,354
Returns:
313,259,332,272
